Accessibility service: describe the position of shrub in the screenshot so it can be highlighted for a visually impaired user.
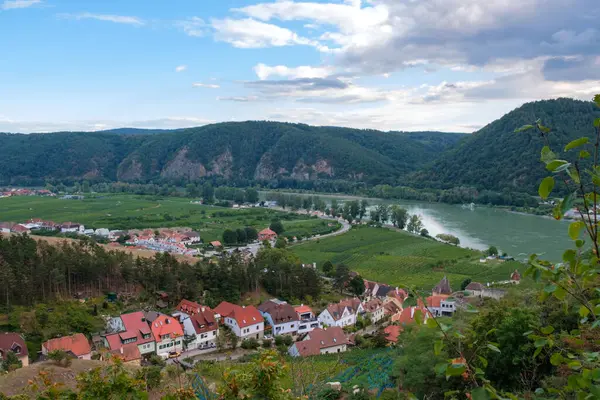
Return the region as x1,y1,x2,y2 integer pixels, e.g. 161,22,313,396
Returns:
47,350,72,367
241,338,260,350
262,339,273,348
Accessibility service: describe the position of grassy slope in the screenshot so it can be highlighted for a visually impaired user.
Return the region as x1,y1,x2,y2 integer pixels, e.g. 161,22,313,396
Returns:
291,226,524,289
0,194,329,243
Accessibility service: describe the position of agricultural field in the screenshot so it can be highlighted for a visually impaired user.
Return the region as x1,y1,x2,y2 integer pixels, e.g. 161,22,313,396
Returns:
292,226,525,290
0,194,331,243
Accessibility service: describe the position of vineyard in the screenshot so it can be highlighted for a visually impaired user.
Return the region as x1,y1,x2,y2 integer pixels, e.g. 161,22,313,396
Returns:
292,226,524,289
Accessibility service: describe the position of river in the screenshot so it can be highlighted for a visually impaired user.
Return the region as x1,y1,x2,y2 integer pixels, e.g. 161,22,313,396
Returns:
261,192,572,261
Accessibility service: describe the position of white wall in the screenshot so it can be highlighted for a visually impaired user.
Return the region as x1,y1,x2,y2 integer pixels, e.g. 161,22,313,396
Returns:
156,337,184,357
138,342,156,355
320,344,347,355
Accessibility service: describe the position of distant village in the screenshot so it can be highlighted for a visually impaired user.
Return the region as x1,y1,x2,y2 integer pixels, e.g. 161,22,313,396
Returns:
0,271,522,369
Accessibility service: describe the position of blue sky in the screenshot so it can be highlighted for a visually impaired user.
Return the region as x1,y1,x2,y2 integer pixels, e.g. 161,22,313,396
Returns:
1,0,599,133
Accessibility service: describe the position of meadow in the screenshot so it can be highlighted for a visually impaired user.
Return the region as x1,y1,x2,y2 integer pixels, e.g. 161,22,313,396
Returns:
0,194,332,243
292,225,525,290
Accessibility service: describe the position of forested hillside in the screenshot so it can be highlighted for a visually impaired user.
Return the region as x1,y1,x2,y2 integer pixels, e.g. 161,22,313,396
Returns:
0,122,464,186
413,98,600,194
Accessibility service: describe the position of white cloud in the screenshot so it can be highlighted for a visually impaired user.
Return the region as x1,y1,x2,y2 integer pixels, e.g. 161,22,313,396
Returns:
1,0,40,10
211,18,318,48
177,17,207,37
60,12,144,26
175,65,187,73
192,83,220,89
217,96,259,102
254,63,334,80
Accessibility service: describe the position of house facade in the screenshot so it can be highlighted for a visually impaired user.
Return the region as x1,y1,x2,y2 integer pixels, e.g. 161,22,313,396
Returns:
42,333,92,360
258,228,277,241
465,282,485,296
173,299,218,350
318,298,364,328
258,300,299,336
150,314,185,358
215,302,264,340
425,295,456,317
362,298,385,323
288,327,349,357
0,333,29,367
104,311,156,358
295,305,321,334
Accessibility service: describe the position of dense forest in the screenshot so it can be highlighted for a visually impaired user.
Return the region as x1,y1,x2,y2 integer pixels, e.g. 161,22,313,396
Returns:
414,98,600,194
0,122,465,186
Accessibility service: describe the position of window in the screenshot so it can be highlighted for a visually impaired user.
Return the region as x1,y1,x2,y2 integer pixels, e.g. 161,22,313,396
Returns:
213,331,216,336
176,341,181,345
256,326,259,330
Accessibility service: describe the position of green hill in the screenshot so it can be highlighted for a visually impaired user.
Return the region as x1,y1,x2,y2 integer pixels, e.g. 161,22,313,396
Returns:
412,98,600,194
0,122,465,186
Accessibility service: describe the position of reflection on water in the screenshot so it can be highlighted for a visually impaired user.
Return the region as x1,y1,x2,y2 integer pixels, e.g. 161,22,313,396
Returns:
260,192,572,261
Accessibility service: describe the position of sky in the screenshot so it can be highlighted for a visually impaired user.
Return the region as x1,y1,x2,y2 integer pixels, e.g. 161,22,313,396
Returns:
0,0,599,133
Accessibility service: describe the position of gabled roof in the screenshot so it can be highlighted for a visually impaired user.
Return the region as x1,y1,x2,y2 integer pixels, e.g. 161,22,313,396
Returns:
433,276,452,295
0,333,28,358
397,306,431,325
383,300,402,316
258,300,299,324
11,224,29,233
110,343,141,362
150,315,184,341
43,333,91,356
384,325,402,343
294,305,314,315
259,228,277,236
363,298,383,313
190,310,218,334
325,298,362,321
210,241,222,247
387,288,408,301
176,299,203,315
511,270,521,281
215,301,264,328
465,282,485,291
375,285,393,297
426,295,450,308
294,327,348,356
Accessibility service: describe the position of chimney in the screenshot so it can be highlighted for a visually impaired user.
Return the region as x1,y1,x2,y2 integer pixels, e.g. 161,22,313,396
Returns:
165,318,170,324
313,262,316,269
201,307,205,312
120,346,124,354
410,307,415,319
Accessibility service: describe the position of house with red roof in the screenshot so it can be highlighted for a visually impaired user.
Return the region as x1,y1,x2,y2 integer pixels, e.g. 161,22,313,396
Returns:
363,298,385,323
0,332,29,367
103,311,156,360
150,314,184,358
42,333,91,360
384,325,402,344
383,298,404,322
214,301,264,340
173,299,218,350
10,224,30,234
288,327,349,357
294,305,322,334
258,228,277,241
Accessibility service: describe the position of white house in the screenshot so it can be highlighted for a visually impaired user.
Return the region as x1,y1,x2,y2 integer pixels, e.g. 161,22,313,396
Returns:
288,327,349,357
104,311,156,359
465,282,485,296
362,298,385,324
258,299,299,336
294,305,321,334
95,228,110,237
173,299,218,350
61,222,84,233
318,298,364,328
425,295,456,317
214,302,264,340
149,314,185,358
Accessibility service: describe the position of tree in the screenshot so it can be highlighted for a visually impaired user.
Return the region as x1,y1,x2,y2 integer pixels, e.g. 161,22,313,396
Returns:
406,214,423,234
270,220,285,235
359,199,368,220
370,208,381,223
460,278,472,290
436,233,460,246
349,275,365,297
222,229,237,245
330,199,339,216
377,204,390,223
236,228,247,244
420,228,429,237
389,205,409,229
322,260,334,276
487,246,498,256
244,226,258,241
202,183,214,204
275,238,286,249
47,350,72,367
0,350,22,372
185,183,199,198
245,188,259,204
334,264,350,294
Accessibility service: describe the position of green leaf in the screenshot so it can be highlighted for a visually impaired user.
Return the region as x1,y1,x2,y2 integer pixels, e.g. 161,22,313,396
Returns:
471,387,490,400
563,249,577,263
579,150,591,159
435,363,447,375
544,284,557,293
567,360,582,370
537,123,551,134
546,160,570,172
579,305,590,317
564,137,589,151
554,285,567,300
568,221,585,240
434,340,444,356
515,124,534,133
541,146,557,164
445,364,466,379
575,239,585,248
487,344,501,353
534,346,543,358
413,308,422,325
539,176,555,200
550,353,563,366
567,167,581,183
477,355,488,368
541,326,555,335
594,118,600,128
594,94,600,108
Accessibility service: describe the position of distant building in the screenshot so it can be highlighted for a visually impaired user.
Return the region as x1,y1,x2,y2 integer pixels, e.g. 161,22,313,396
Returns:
465,282,485,296
258,300,299,336
0,332,29,367
42,334,92,360
10,224,30,234
173,299,218,350
425,295,456,317
104,311,156,359
150,314,184,358
258,228,278,241
510,270,521,284
288,327,349,357
60,222,83,233
294,305,321,334
432,276,452,296
318,298,364,328
362,298,385,323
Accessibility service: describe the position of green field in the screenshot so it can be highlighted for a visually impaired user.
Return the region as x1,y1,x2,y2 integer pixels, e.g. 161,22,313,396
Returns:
291,226,525,289
0,194,332,243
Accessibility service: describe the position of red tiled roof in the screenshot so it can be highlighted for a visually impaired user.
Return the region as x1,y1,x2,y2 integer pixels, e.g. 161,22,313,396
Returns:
258,301,298,324
176,299,203,314
384,325,402,343
190,310,218,334
387,288,408,301
210,241,222,247
363,298,383,313
110,343,141,362
43,333,91,357
106,311,155,351
397,306,431,325
294,305,313,315
383,301,402,317
259,228,277,236
215,301,264,328
0,333,28,358
294,327,348,356
150,315,184,341
465,282,485,291
426,295,449,308
325,298,362,321
11,224,29,233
